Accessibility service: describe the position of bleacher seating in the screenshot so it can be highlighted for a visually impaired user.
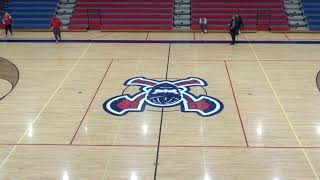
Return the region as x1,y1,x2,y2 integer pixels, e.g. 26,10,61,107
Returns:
191,0,290,31
69,0,173,30
5,0,58,29
302,0,320,30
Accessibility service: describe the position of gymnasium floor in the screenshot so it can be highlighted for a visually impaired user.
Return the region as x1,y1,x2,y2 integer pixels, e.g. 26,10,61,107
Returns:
0,32,320,179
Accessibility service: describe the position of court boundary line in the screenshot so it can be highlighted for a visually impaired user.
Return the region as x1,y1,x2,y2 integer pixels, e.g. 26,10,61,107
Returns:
69,59,114,144
0,43,93,170
224,60,249,147
246,35,320,180
8,58,320,62
3,39,320,44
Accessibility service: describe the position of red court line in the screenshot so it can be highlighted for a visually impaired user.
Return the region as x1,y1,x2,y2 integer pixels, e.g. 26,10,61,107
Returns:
0,143,319,149
0,144,156,148
193,32,196,40
69,59,114,144
283,33,290,40
224,60,249,147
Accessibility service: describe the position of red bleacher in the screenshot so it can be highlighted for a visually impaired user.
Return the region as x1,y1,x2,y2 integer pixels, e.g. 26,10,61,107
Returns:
69,0,173,30
192,0,290,31
69,0,289,31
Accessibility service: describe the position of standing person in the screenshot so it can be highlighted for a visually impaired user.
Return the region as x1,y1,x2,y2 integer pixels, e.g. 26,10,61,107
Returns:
50,15,62,43
235,14,243,35
199,17,207,33
229,15,237,45
2,12,13,38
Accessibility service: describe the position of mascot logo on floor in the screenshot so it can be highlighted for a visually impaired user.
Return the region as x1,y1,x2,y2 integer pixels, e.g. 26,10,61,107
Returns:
103,77,223,117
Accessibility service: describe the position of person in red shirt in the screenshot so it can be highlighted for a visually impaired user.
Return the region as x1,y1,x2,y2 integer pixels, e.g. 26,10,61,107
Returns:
2,12,13,38
50,15,62,43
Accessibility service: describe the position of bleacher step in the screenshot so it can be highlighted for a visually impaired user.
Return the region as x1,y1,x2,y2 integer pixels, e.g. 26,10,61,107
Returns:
173,0,191,29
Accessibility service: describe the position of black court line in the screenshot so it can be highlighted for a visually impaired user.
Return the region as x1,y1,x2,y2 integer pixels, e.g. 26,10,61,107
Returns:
154,43,171,180
2,39,320,44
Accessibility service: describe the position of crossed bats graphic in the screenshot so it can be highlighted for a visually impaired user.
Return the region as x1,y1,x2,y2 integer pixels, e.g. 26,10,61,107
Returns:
103,77,224,117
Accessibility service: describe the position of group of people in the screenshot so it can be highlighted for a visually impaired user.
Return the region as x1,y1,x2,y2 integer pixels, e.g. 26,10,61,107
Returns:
2,12,63,43
199,14,243,45
2,12,244,44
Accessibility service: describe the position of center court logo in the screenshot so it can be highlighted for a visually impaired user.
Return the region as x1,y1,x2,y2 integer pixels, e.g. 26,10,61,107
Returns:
103,77,224,117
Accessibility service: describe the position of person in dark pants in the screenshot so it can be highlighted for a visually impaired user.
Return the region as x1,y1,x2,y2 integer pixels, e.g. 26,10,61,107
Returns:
199,17,207,33
50,15,62,43
235,14,244,35
229,15,237,45
2,12,13,38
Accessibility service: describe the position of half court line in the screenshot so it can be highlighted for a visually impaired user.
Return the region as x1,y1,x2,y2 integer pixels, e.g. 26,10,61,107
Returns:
0,43,93,170
246,34,320,180
153,43,172,180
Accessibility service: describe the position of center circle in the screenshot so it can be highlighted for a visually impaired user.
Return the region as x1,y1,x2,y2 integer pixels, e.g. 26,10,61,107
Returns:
0,57,19,101
317,70,320,92
0,79,12,99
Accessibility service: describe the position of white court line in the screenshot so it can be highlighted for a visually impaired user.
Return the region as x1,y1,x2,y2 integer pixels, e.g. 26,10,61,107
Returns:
244,34,319,180
0,43,92,170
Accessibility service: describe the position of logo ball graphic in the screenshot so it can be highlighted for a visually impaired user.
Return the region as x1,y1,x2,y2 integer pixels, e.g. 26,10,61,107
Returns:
146,83,182,106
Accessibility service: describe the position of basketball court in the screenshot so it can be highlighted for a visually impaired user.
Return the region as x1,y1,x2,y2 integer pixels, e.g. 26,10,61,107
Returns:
0,31,320,179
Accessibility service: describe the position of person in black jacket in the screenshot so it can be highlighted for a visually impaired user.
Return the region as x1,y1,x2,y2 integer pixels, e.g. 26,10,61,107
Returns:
235,14,243,35
229,15,237,45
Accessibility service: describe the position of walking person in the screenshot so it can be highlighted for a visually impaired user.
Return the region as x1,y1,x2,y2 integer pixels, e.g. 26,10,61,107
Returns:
235,14,244,35
2,12,13,38
229,15,237,45
50,15,62,43
199,17,207,33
